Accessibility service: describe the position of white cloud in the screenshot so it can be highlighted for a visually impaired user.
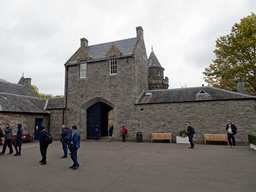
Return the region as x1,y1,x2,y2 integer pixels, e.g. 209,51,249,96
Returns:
0,0,255,95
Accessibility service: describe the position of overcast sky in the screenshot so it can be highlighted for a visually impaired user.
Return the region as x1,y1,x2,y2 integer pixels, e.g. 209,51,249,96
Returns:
0,0,255,96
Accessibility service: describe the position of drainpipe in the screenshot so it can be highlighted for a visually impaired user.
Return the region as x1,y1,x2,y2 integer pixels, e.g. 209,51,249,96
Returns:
63,64,69,124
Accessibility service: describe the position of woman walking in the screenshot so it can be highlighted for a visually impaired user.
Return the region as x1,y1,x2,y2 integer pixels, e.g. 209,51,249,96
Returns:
13,123,23,156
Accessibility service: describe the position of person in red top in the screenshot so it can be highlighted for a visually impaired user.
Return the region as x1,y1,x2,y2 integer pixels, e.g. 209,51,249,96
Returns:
121,126,127,142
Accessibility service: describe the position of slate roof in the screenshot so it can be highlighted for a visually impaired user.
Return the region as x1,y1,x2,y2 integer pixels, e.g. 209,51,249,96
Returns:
0,81,36,97
148,51,163,68
0,92,48,113
0,81,64,113
46,97,65,109
69,37,138,63
136,86,256,104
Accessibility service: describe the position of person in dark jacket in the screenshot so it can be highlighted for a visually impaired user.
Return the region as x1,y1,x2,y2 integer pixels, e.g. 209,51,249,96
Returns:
69,125,80,170
13,123,23,156
39,126,49,165
109,125,114,137
226,120,237,148
187,122,195,149
95,125,100,140
60,125,68,158
1,123,13,155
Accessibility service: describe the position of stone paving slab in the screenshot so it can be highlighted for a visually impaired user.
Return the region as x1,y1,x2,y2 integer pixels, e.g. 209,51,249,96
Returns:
0,141,255,192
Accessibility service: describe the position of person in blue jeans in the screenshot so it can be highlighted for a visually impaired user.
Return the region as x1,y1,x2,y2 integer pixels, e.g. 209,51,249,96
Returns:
70,125,80,170
226,120,237,148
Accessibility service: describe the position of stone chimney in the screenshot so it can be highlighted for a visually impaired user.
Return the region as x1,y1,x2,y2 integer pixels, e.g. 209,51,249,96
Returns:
237,78,246,94
136,26,144,40
24,78,31,88
80,38,88,47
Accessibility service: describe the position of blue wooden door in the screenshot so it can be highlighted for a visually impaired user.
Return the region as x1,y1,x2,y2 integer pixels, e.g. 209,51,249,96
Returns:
87,103,101,140
34,118,42,140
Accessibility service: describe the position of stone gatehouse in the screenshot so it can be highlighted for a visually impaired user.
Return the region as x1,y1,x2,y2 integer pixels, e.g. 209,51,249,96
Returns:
1,26,256,144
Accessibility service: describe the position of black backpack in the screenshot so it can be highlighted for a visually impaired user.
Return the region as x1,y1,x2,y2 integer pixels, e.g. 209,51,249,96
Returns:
45,132,53,144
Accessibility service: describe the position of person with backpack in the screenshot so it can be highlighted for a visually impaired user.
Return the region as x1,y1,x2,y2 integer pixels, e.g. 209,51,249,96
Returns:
1,123,13,155
13,123,23,156
39,126,49,165
121,126,127,142
187,122,195,149
60,125,71,158
226,120,237,148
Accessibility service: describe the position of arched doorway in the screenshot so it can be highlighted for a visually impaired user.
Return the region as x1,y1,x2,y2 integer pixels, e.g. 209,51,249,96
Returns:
87,102,113,140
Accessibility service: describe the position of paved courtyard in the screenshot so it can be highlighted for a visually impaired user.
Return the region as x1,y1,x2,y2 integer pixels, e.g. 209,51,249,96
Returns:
0,141,255,192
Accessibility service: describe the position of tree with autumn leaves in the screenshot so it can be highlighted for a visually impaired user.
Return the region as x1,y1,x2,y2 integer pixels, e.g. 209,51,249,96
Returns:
204,13,256,93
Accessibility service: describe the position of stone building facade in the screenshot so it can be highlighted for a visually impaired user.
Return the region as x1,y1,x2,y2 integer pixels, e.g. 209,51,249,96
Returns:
1,26,256,144
61,26,256,144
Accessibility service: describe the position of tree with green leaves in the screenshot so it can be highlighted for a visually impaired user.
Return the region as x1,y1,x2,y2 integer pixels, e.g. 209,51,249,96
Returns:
203,13,256,93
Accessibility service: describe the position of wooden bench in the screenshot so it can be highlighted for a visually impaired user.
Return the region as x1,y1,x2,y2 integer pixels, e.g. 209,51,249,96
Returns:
151,133,172,143
11,134,33,143
204,134,229,145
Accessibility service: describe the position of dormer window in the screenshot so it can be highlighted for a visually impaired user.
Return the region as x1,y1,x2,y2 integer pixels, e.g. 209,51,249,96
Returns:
157,70,161,76
196,89,212,100
80,63,86,78
110,58,117,75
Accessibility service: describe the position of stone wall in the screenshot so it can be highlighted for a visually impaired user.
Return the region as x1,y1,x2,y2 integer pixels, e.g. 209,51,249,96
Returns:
125,99,256,144
48,109,64,140
0,112,49,138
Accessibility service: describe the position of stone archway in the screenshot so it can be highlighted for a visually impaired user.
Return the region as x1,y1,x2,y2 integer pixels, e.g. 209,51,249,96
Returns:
81,97,115,140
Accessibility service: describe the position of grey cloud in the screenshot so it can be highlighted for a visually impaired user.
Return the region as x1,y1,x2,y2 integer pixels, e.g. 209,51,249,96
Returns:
13,22,58,40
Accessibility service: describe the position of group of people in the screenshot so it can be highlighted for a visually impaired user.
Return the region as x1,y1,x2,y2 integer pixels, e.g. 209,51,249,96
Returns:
0,123,81,170
186,120,237,149
39,125,80,170
0,123,23,156
0,120,237,167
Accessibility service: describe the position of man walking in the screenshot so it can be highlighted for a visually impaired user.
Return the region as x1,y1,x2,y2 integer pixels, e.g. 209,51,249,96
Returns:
60,125,71,158
39,126,49,165
187,122,195,149
226,120,237,148
1,123,13,155
70,125,80,170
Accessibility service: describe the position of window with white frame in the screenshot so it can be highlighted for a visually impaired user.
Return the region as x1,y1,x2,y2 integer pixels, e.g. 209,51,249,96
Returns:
110,58,117,75
80,63,86,78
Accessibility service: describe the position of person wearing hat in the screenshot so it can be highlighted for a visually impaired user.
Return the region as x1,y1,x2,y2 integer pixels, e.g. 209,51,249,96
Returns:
226,120,237,148
13,123,23,156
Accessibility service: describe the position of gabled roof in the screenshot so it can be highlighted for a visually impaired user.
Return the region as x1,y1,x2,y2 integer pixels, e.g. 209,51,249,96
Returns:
0,92,49,113
0,81,36,97
148,50,163,68
136,86,256,104
66,37,138,64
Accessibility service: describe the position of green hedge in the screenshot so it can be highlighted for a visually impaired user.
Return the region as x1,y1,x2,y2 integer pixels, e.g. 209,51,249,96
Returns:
248,134,256,145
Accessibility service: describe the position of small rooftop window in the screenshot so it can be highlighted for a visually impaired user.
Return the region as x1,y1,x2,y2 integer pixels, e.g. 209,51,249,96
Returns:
145,92,152,97
196,90,212,100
